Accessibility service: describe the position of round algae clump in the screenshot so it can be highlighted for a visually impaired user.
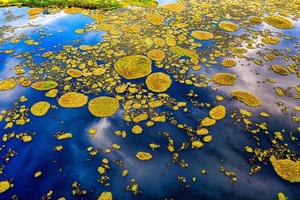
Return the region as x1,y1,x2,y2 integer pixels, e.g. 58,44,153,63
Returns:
0,180,10,193
231,90,261,107
31,101,51,117
58,92,88,108
88,97,119,117
132,125,143,134
145,13,164,25
213,73,237,86
271,65,289,76
115,55,152,80
262,36,280,45
270,156,300,183
160,3,185,12
264,16,294,29
146,72,172,92
201,117,216,127
191,31,214,40
136,152,152,160
147,49,166,62
218,21,239,32
209,105,226,120
221,59,236,68
67,69,82,78
0,79,17,91
98,191,112,200
31,81,58,91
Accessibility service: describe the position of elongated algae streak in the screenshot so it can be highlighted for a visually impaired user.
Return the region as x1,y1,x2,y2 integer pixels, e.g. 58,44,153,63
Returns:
231,90,261,107
30,101,51,117
31,81,58,91
0,78,17,91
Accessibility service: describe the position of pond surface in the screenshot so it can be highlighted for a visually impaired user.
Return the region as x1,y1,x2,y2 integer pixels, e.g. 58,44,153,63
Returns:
0,1,300,200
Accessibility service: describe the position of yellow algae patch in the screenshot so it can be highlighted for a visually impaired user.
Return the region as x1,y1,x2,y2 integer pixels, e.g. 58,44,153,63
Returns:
132,125,143,134
270,156,300,183
98,191,112,200
231,90,261,107
79,45,93,51
145,13,164,25
278,193,287,200
67,69,82,78
46,89,58,98
27,8,43,15
191,31,214,40
31,81,58,91
262,36,280,45
30,101,51,117
264,16,294,29
0,180,10,193
192,140,204,149
64,7,82,14
201,117,216,127
133,113,148,123
56,133,72,140
221,59,236,68
0,79,17,91
170,46,198,60
209,105,226,120
218,21,239,32
147,49,166,62
136,152,152,160
114,55,152,80
249,16,263,23
93,68,106,76
213,73,237,86
146,72,172,92
42,51,54,58
58,92,88,108
160,3,185,12
88,97,119,117
271,65,289,76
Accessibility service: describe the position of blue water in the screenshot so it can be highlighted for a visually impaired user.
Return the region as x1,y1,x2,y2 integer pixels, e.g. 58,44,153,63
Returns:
0,6,300,200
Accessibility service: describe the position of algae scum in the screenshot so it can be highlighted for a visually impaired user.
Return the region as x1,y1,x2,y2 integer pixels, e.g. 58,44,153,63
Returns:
0,0,300,199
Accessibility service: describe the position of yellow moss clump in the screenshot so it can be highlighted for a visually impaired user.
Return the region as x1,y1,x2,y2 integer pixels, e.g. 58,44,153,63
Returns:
200,117,216,127
64,7,82,14
132,125,143,134
88,97,119,117
31,81,58,91
67,69,82,78
79,45,93,51
145,13,164,25
98,191,112,200
264,16,294,29
146,72,172,92
170,46,199,60
0,180,10,193
136,151,152,160
192,140,204,149
114,55,152,80
249,16,263,23
58,92,88,108
0,78,17,91
30,101,51,117
27,8,43,15
93,68,106,76
221,59,236,67
147,49,166,62
270,156,300,183
231,90,261,107
213,73,237,86
191,31,214,40
45,89,58,98
160,3,185,12
271,65,289,76
218,21,239,32
209,105,226,120
262,36,280,45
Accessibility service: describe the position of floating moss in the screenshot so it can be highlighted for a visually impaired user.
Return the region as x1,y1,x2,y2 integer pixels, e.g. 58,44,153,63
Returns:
160,3,185,12
262,36,280,45
221,59,236,68
192,140,204,149
132,125,143,134
30,101,51,117
213,73,237,86
218,21,239,32
191,31,214,40
67,69,82,78
231,90,261,107
271,65,289,76
136,151,152,160
58,92,88,108
170,46,198,60
114,55,152,80
145,13,164,25
146,72,172,92
88,97,119,117
249,16,263,23
147,49,166,61
201,117,216,127
270,156,300,183
31,81,58,91
98,191,113,200
0,78,17,91
264,16,294,29
93,68,106,76
27,8,43,15
209,105,226,120
45,89,58,98
0,180,10,193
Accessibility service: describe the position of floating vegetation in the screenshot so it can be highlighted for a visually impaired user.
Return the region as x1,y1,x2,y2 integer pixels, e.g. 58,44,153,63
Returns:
262,36,280,45
231,90,261,107
98,191,113,200
264,16,294,29
145,13,164,25
271,65,289,76
27,8,43,15
30,101,51,117
31,81,58,91
209,105,226,120
58,92,88,108
114,55,152,79
218,21,239,32
0,180,10,193
0,78,17,91
67,69,83,78
88,96,119,117
213,73,237,86
191,31,214,40
146,72,172,92
136,152,152,160
147,49,166,61
221,59,237,68
270,156,300,183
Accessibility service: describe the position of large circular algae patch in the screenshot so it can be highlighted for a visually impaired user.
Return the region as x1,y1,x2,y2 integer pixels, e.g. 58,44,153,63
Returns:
145,72,172,92
88,97,119,117
58,92,88,108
